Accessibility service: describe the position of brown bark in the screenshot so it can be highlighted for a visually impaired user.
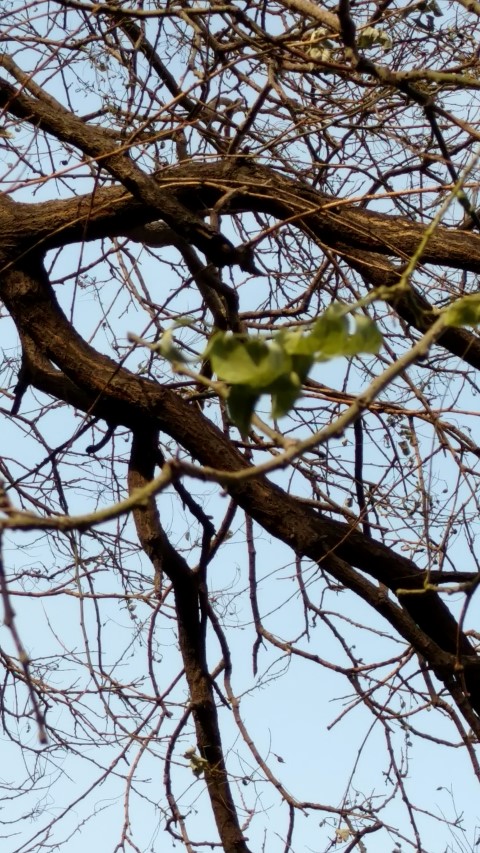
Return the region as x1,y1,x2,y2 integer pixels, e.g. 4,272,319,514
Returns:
128,429,252,853
1,257,479,726
3,159,480,273
1,66,480,778
3,4,480,846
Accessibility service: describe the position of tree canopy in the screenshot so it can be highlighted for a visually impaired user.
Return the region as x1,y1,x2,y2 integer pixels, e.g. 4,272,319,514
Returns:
1,1,480,851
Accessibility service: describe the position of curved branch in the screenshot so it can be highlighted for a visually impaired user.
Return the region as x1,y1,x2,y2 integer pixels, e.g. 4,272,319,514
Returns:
128,427,252,853
3,160,480,274
1,257,480,723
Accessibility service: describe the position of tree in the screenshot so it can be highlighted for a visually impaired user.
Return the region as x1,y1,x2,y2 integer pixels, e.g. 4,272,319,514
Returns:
1,0,480,850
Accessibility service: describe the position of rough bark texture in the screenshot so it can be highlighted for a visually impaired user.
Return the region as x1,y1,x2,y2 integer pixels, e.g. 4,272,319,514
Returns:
1,227,479,725
128,430,252,853
2,58,480,847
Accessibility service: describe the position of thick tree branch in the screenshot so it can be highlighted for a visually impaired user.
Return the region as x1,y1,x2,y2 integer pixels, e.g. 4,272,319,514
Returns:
0,80,257,271
128,428,252,853
2,257,480,722
4,160,480,275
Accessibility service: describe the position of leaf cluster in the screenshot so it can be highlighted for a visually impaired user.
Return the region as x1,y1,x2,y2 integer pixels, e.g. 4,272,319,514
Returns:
205,304,382,434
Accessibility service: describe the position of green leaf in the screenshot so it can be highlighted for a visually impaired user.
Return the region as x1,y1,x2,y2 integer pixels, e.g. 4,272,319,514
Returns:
357,26,392,51
270,373,302,419
290,353,314,383
279,329,315,357
202,306,382,431
342,314,383,355
226,385,259,436
156,327,187,363
443,295,480,328
307,306,383,359
207,332,290,388
184,749,209,778
310,304,351,357
277,330,319,368
280,314,381,361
